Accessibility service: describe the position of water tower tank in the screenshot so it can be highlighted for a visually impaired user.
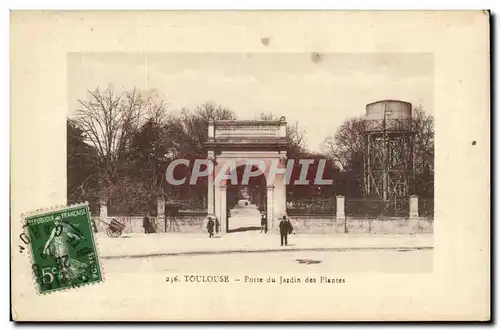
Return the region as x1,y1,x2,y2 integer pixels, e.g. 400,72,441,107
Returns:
364,100,412,133
362,100,414,203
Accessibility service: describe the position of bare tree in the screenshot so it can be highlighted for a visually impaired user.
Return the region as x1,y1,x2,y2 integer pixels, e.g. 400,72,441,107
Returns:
258,112,307,157
412,106,434,174
160,102,236,205
321,117,365,171
73,87,165,201
412,106,434,197
67,119,99,208
166,102,236,159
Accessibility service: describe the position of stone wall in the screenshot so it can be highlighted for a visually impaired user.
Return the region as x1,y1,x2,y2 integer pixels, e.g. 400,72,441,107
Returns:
288,216,343,234
92,215,206,234
92,215,433,234
289,216,433,235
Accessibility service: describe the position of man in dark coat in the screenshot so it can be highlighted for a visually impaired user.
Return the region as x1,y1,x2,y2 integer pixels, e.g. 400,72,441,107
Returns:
279,215,294,246
207,217,215,238
143,213,151,234
260,213,268,234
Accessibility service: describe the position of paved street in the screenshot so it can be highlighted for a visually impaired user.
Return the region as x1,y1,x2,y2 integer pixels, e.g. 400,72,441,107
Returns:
103,248,432,273
96,231,433,259
228,203,262,230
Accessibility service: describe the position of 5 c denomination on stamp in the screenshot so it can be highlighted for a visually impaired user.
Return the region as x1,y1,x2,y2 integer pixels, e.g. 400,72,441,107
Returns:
22,203,103,294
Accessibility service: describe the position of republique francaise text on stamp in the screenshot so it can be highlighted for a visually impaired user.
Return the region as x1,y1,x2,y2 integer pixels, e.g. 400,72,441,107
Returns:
22,203,102,294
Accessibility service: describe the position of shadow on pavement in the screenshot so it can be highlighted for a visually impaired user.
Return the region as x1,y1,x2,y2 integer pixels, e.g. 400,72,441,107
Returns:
296,259,322,265
227,226,261,233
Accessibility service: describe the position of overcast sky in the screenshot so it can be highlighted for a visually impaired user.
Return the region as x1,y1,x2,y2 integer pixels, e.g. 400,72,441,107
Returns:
68,52,433,152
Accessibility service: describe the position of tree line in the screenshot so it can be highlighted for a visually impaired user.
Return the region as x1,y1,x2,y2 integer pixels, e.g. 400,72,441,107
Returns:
68,87,434,215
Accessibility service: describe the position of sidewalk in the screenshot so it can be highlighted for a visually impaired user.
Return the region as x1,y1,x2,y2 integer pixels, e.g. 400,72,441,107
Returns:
95,231,433,259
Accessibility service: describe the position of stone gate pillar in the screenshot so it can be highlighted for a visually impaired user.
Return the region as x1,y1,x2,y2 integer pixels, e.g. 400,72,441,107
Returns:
213,161,222,226
219,185,227,233
99,198,107,221
336,195,345,220
207,151,215,215
273,168,287,223
269,152,287,229
409,195,419,218
274,180,287,223
157,196,165,219
267,186,275,229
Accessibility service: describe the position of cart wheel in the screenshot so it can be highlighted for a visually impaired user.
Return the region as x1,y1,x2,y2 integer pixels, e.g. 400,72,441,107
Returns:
106,228,113,238
107,228,121,238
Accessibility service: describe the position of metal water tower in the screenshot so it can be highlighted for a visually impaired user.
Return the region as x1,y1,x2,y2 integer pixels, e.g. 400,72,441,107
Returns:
363,100,414,201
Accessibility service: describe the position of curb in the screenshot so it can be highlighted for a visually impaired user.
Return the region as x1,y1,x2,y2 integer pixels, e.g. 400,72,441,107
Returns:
101,246,434,260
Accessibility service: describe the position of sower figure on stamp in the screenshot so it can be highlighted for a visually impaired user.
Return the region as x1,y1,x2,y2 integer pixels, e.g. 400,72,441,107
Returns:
207,217,215,238
279,215,294,246
43,216,88,282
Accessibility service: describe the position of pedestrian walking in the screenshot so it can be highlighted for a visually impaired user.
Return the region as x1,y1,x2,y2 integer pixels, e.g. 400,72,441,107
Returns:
143,212,151,234
207,217,215,238
279,215,294,246
215,217,220,234
260,213,268,234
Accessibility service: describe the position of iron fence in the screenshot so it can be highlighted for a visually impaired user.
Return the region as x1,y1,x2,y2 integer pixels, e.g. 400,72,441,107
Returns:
286,198,336,215
345,198,409,218
418,198,434,218
169,199,207,212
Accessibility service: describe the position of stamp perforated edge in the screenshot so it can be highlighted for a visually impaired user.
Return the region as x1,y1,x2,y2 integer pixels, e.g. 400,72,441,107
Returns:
20,201,106,295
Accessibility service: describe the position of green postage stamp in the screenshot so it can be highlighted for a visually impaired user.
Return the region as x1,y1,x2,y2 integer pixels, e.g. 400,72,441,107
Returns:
22,203,102,294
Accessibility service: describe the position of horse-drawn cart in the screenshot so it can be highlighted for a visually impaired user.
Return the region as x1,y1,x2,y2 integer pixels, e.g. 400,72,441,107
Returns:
99,218,126,238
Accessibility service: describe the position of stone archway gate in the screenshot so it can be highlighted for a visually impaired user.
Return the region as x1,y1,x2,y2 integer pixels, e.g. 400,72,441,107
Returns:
204,118,288,233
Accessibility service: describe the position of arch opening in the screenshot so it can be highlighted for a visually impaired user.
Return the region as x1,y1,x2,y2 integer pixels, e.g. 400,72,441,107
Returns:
226,165,267,232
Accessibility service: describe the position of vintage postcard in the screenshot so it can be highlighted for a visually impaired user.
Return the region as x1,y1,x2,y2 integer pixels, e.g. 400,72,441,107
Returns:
10,11,490,321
